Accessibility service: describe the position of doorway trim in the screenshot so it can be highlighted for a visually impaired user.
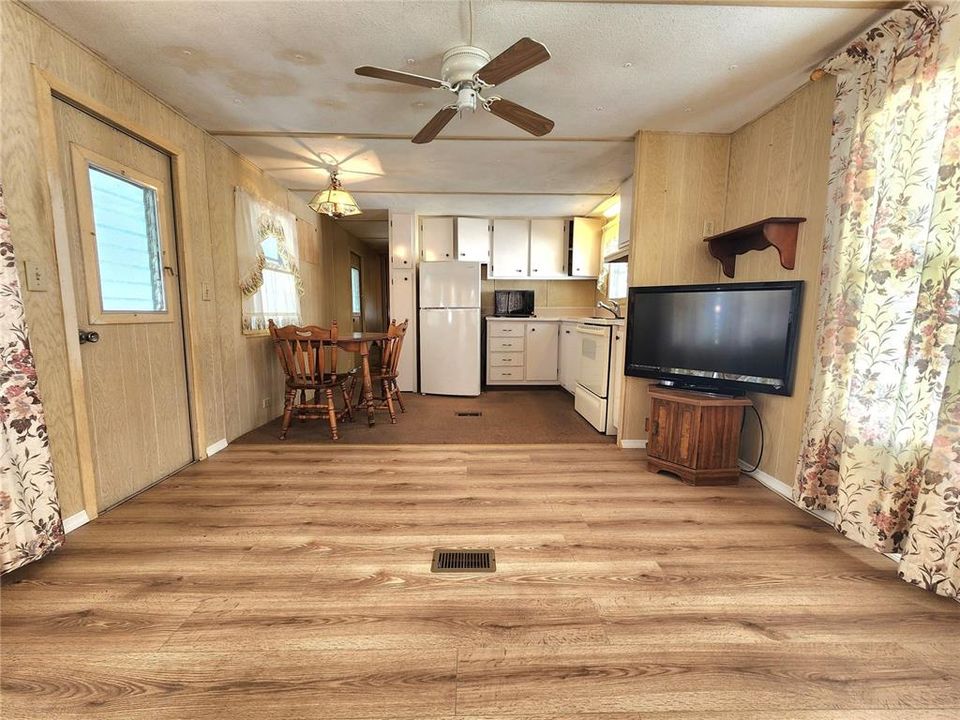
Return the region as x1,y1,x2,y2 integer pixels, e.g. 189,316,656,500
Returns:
31,66,207,521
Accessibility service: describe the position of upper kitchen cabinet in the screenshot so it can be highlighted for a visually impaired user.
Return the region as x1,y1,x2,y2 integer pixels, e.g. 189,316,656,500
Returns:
529,218,567,278
570,217,602,278
456,217,490,263
389,212,416,269
490,218,530,278
420,216,454,261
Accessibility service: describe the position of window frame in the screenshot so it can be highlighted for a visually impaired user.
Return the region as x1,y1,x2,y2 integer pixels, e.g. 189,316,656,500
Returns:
70,143,176,325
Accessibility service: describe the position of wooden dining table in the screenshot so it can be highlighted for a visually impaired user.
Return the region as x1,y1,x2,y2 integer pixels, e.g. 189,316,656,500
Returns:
336,330,390,427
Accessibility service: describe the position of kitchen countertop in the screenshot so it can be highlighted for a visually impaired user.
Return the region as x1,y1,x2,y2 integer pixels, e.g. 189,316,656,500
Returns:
486,315,625,326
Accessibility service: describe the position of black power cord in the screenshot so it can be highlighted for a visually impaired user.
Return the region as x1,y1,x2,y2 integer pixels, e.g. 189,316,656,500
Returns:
741,405,764,474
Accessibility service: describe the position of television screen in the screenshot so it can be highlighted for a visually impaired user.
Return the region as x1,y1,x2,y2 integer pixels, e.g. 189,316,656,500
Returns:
625,281,803,395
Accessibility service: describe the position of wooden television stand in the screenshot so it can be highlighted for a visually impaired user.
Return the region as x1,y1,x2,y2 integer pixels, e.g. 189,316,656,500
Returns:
645,385,752,486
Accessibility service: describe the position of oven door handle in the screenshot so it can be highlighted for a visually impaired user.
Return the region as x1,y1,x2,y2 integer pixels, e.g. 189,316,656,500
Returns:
576,325,609,337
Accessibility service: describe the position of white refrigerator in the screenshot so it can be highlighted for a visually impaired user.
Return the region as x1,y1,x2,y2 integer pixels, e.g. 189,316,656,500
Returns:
419,261,481,396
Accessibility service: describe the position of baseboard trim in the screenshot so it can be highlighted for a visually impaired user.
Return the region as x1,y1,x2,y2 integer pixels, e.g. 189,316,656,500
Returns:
205,438,228,457
737,460,836,526
619,439,647,449
62,510,90,533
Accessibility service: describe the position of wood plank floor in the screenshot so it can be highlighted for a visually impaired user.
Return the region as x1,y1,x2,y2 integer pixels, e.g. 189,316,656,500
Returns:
2,444,959,719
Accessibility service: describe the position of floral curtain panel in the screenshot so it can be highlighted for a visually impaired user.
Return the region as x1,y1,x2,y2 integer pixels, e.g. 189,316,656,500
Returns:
0,183,64,574
795,2,960,600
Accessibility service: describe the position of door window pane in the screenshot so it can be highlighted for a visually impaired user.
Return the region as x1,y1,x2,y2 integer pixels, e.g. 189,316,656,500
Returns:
88,166,166,312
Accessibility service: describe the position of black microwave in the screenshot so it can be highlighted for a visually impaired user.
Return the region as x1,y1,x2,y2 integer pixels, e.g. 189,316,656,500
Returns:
493,290,535,317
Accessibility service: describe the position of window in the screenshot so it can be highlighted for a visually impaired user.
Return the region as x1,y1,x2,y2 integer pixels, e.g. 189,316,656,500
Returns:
88,167,166,312
235,188,302,334
606,262,629,300
72,145,175,324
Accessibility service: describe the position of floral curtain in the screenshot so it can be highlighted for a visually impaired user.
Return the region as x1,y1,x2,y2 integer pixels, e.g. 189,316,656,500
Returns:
235,188,303,334
0,182,64,574
795,2,960,600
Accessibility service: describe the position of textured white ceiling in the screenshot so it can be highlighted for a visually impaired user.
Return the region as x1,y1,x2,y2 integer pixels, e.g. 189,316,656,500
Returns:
28,0,885,216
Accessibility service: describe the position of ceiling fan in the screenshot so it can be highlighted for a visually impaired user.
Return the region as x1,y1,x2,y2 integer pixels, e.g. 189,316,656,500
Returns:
355,37,555,144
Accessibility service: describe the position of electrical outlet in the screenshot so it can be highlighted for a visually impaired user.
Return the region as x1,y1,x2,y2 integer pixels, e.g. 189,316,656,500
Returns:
23,261,48,292
703,220,717,237
261,397,270,409
201,281,213,301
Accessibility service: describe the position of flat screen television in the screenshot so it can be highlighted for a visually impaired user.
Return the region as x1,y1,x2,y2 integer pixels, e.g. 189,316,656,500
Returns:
625,281,804,396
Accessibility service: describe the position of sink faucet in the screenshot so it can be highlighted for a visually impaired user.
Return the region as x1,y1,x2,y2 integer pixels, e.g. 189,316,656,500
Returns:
597,299,622,319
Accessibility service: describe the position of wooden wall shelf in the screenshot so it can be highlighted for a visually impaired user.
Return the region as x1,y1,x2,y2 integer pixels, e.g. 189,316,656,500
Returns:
704,217,805,278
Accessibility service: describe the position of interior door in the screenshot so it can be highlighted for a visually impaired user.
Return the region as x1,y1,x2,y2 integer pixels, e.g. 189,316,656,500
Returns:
54,99,193,510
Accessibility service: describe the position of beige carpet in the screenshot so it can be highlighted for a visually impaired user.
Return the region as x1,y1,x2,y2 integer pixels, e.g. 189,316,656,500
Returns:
235,388,616,445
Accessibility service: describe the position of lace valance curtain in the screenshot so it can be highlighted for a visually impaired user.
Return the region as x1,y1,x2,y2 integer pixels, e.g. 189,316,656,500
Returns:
235,188,303,333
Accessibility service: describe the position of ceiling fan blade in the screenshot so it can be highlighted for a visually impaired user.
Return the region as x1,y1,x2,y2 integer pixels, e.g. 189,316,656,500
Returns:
475,37,550,87
412,106,458,144
355,66,447,89
486,98,555,137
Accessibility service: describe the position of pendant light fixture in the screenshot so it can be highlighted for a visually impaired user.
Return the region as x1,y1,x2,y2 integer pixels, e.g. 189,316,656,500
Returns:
309,171,361,218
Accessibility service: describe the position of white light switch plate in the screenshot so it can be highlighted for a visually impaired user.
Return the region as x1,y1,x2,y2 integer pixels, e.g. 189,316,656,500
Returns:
24,261,48,292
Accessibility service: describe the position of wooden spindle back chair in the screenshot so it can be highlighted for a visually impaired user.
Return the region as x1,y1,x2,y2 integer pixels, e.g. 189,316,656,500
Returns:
371,319,409,423
269,320,352,440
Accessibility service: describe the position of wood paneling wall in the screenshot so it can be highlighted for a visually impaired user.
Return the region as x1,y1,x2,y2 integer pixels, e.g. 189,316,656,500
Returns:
0,3,335,515
619,81,834,488
720,79,834,484
619,132,730,441
203,137,328,442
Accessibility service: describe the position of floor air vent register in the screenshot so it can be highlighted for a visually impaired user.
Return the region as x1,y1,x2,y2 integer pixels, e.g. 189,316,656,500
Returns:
431,548,496,573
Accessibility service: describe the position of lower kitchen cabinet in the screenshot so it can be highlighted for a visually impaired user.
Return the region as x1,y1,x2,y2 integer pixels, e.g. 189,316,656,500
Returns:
486,319,559,386
559,321,579,392
525,322,559,382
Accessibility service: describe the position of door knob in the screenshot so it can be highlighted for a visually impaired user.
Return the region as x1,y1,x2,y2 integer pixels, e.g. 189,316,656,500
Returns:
78,329,100,345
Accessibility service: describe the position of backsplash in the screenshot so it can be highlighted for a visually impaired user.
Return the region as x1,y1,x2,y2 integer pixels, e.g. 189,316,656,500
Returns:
480,271,598,315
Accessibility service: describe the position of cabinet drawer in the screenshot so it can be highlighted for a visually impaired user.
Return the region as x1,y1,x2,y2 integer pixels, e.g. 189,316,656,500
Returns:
489,352,524,367
488,367,524,382
489,321,523,337
489,337,524,352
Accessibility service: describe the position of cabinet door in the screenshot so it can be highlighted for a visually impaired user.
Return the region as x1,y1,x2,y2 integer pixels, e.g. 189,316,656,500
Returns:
390,270,417,391
672,403,699,467
525,322,559,381
529,218,566,277
570,217,601,278
390,212,416,269
617,175,634,252
648,398,674,461
456,217,490,263
559,322,579,392
420,217,454,261
490,219,529,278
